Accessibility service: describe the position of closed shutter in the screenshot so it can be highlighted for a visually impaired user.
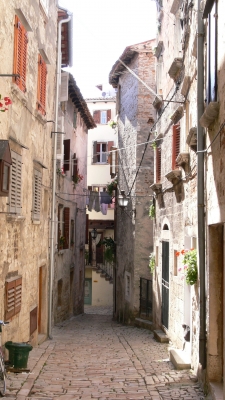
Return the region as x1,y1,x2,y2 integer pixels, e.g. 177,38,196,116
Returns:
93,110,100,124
10,151,22,214
92,141,98,163
63,207,70,249
156,147,161,183
107,109,111,122
37,54,47,115
72,153,78,178
63,139,70,172
107,141,114,164
5,277,22,320
172,124,180,170
85,214,89,244
58,204,62,250
33,169,42,220
60,71,69,101
207,4,217,104
13,16,27,92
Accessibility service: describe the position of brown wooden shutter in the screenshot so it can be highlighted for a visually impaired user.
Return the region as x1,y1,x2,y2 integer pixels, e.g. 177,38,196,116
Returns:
5,277,22,320
107,109,111,122
107,141,114,164
156,147,161,183
13,16,27,92
30,306,38,335
37,54,47,115
63,207,70,249
64,139,70,172
72,153,78,178
85,214,89,244
92,141,98,163
93,110,100,124
58,204,61,250
172,124,180,169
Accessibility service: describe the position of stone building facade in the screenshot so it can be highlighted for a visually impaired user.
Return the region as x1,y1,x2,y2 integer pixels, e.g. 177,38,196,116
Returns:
151,0,200,373
0,0,58,346
109,40,156,322
53,74,96,323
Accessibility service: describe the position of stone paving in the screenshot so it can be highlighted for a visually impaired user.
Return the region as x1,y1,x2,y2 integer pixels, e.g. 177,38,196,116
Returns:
4,306,209,399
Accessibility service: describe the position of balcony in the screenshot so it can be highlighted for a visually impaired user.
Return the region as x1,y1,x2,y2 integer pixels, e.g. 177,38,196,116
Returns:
165,169,181,183
200,102,219,128
186,127,197,152
170,106,184,124
168,58,183,81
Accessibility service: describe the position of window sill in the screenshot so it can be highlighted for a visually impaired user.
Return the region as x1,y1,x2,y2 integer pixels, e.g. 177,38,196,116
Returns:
32,220,41,225
6,214,25,223
176,153,189,169
11,83,28,106
35,109,47,125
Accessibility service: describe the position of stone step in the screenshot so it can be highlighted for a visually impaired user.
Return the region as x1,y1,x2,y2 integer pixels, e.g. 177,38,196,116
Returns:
169,349,191,370
135,318,153,331
209,382,223,400
153,329,169,343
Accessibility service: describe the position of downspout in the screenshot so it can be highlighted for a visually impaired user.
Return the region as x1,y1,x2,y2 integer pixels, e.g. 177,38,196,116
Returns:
197,0,206,369
48,9,71,339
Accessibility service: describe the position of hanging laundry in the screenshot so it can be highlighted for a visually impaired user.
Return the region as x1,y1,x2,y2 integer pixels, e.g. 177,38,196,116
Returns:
101,203,108,215
88,191,100,212
100,192,112,205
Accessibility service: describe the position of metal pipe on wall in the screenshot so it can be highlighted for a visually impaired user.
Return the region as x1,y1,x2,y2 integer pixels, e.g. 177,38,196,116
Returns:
197,0,206,369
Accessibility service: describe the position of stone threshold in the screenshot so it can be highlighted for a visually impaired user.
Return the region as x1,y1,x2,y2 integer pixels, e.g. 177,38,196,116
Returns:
209,382,223,400
134,318,153,331
154,329,169,343
169,348,191,370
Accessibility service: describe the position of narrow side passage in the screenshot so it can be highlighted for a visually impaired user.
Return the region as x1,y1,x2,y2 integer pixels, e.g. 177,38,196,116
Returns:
7,313,206,399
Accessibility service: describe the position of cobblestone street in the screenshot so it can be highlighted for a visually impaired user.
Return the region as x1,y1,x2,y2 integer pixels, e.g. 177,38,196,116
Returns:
5,307,207,400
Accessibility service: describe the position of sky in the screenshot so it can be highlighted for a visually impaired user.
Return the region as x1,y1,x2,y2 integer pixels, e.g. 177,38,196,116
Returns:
59,0,157,97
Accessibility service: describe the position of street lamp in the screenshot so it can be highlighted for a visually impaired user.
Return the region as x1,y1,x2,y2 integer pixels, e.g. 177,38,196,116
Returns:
91,228,98,240
117,190,129,208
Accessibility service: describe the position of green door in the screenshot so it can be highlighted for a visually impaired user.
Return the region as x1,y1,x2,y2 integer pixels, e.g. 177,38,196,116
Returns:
84,278,92,305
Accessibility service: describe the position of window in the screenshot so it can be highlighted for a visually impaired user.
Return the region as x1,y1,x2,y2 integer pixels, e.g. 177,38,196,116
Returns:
5,276,22,320
206,2,217,104
63,139,70,172
32,169,42,220
156,147,161,183
37,54,47,115
93,110,111,124
172,124,180,170
13,16,28,92
0,140,12,197
93,141,111,164
58,205,70,250
9,151,22,214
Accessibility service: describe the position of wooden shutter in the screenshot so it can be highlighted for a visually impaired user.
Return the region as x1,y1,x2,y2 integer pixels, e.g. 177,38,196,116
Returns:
63,207,70,249
93,110,100,124
13,16,27,92
58,204,62,250
10,151,22,213
37,54,47,115
107,141,114,164
63,139,70,172
107,110,111,122
57,116,64,168
85,214,89,244
92,141,98,163
33,169,42,220
30,306,38,335
72,153,78,178
156,147,161,183
60,72,69,101
172,124,180,169
5,277,22,320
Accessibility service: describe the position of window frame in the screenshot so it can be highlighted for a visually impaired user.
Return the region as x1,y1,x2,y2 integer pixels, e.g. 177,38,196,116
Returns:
0,160,10,196
92,141,109,164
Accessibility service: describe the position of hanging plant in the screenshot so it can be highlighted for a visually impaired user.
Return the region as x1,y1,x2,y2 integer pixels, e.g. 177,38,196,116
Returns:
151,141,157,150
106,179,117,195
148,252,155,273
0,95,12,112
72,171,84,187
176,249,197,285
108,119,117,129
149,204,155,219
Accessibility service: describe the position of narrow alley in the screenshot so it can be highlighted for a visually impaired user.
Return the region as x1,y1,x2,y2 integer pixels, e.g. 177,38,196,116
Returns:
6,307,206,400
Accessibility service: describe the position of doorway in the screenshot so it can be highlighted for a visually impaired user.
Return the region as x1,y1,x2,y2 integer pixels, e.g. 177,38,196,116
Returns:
162,241,169,329
84,278,92,305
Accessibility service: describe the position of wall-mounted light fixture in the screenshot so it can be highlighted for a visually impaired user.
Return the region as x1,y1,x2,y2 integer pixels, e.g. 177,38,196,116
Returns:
91,228,98,240
117,190,129,208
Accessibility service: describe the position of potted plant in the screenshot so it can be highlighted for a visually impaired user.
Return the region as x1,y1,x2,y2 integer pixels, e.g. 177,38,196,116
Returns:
72,171,84,188
176,248,197,285
100,237,116,263
0,95,12,112
106,179,117,195
59,236,65,249
108,119,117,129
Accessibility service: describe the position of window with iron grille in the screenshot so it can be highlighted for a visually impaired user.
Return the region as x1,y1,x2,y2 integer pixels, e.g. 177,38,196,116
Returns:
32,169,42,220
37,54,47,115
13,16,28,92
9,151,22,214
172,124,180,170
5,277,22,320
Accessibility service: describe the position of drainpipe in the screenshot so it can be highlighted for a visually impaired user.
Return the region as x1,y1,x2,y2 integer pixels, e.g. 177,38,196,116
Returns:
48,8,71,339
197,0,206,369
